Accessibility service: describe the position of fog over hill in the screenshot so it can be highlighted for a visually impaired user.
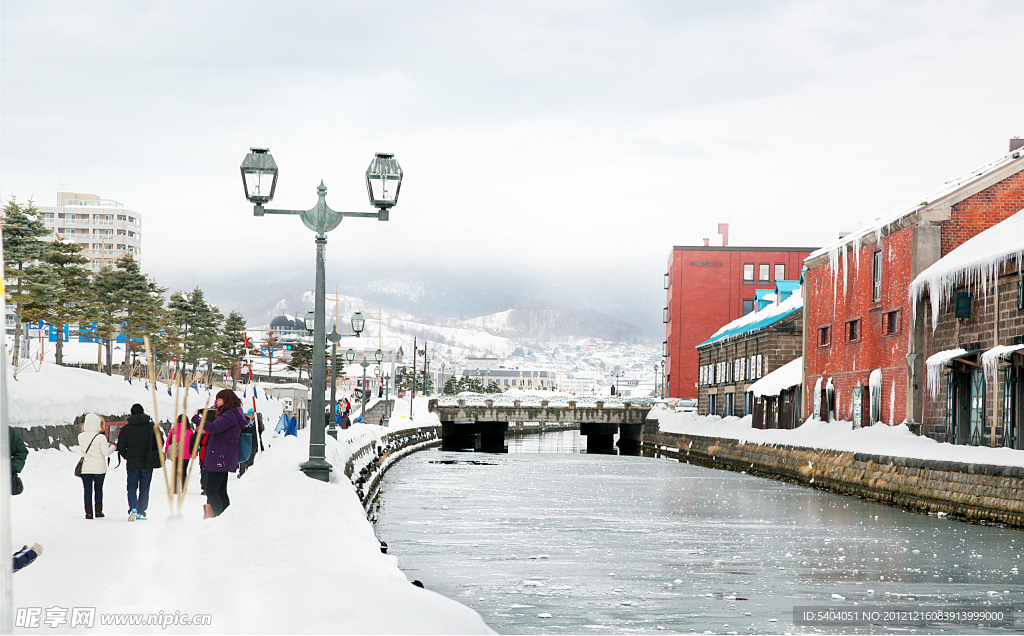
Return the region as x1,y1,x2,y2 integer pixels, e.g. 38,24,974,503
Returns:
161,262,664,344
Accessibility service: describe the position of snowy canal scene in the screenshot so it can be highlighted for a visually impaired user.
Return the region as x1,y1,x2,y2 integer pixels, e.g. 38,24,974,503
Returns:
3,2,1024,635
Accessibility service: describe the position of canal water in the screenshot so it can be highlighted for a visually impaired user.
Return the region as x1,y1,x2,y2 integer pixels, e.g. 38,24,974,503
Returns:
374,430,1024,634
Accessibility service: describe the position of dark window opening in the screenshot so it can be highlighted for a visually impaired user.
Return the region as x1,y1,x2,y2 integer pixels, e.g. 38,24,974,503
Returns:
884,310,901,334
742,299,755,315
818,325,830,347
847,319,860,341
872,250,883,302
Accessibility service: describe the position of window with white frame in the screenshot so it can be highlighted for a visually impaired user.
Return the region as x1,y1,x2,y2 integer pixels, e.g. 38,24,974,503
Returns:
756,354,763,378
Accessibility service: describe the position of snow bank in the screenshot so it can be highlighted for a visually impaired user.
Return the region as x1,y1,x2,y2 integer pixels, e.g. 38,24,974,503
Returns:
749,357,801,397
910,209,1024,330
8,362,284,427
654,411,1024,468
10,413,491,634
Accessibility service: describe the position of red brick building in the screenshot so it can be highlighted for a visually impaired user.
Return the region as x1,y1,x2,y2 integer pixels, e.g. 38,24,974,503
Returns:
664,240,815,399
803,144,1024,428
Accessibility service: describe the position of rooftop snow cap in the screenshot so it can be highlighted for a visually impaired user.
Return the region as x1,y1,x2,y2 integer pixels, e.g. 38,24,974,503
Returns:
130,403,144,415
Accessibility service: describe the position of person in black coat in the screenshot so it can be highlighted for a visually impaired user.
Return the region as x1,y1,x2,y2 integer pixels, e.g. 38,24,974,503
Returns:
116,403,159,521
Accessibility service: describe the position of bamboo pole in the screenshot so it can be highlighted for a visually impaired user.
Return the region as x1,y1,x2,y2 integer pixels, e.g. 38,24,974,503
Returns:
177,373,191,507
143,337,173,507
180,398,213,515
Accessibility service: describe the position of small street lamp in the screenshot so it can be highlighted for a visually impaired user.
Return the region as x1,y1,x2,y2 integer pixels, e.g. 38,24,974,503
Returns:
659,359,665,398
242,147,403,481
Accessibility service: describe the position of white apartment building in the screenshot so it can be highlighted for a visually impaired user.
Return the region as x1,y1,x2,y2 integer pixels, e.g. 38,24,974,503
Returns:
38,192,142,270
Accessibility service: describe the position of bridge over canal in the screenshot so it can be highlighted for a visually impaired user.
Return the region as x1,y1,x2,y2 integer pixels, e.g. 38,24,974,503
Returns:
428,396,653,453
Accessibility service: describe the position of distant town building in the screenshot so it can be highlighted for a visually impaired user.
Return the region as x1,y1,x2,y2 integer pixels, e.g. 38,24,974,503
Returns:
664,224,815,400
38,192,142,270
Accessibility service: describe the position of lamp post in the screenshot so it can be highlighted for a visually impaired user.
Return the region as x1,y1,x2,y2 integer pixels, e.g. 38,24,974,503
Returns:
659,359,665,398
383,373,391,418
242,148,402,481
314,311,364,439
347,348,384,424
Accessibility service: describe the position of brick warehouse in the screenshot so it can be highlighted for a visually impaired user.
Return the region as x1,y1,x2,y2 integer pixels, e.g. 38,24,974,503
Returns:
696,281,803,419
803,142,1024,428
912,212,1024,449
664,228,815,399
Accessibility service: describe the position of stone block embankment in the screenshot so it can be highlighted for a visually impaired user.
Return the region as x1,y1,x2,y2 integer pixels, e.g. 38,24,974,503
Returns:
346,425,441,508
644,427,1024,528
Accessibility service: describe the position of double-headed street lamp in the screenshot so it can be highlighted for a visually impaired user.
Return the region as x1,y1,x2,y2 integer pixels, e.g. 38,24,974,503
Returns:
242,148,402,481
305,310,365,439
347,347,384,425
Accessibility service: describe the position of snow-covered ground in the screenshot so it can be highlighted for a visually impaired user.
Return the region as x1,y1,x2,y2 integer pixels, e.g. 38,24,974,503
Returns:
650,406,1024,467
7,364,491,634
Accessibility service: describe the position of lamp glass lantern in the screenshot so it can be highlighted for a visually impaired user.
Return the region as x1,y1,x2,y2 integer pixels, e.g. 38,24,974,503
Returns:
240,147,279,204
346,348,356,363
365,153,403,209
351,311,366,336
304,311,315,333
375,348,384,363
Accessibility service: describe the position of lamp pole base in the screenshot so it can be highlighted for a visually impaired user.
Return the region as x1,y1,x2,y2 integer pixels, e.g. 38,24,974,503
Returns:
326,425,338,440
300,458,332,482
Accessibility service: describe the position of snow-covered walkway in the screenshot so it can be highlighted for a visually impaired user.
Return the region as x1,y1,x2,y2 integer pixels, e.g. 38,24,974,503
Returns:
651,407,1024,468
7,364,492,634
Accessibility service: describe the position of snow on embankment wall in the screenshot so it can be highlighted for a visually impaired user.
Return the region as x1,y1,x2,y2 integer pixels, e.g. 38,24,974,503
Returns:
644,413,1024,528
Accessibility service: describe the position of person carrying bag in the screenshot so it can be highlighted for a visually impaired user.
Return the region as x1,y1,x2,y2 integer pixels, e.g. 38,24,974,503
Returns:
76,414,116,519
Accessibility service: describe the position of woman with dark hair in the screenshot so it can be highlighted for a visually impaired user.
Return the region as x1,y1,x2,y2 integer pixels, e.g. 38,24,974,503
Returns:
201,389,246,517
164,414,194,494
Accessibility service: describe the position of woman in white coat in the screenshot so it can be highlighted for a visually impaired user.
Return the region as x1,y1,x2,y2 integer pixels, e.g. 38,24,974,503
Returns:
78,413,116,519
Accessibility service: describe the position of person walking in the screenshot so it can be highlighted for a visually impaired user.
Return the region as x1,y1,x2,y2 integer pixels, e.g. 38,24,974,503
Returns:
10,426,28,496
202,389,246,517
164,414,193,494
77,414,115,519
117,403,160,521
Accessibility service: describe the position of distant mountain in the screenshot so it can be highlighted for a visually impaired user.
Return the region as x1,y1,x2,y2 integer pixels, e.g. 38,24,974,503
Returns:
167,262,664,343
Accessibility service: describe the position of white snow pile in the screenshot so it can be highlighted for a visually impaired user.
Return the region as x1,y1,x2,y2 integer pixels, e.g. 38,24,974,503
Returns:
925,348,968,400
910,209,1024,330
749,357,802,397
9,371,490,634
653,411,1024,468
7,361,285,427
704,287,802,344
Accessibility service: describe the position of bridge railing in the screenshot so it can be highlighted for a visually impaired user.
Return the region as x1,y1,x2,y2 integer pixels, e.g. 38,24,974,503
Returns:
432,394,656,409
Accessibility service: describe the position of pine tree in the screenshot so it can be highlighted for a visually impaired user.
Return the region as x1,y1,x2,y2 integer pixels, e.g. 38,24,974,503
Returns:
214,311,247,389
92,264,124,375
23,237,95,365
2,197,52,367
443,375,459,395
113,254,167,380
286,341,313,382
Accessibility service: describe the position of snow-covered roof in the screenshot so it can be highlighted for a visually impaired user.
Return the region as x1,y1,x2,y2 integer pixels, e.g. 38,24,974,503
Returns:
982,344,1024,384
699,287,802,348
924,348,971,399
749,357,802,397
807,147,1024,266
910,209,1024,330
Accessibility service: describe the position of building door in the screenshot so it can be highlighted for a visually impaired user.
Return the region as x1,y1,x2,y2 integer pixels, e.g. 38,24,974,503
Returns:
945,371,957,443
709,393,717,416
780,388,795,430
969,369,985,446
1004,365,1021,449
725,392,734,417
852,386,863,429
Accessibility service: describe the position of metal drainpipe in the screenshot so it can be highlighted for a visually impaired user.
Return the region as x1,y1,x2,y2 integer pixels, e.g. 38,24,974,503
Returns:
993,276,1000,447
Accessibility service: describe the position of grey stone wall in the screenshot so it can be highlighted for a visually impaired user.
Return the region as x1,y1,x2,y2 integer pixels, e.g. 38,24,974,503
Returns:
643,426,1024,527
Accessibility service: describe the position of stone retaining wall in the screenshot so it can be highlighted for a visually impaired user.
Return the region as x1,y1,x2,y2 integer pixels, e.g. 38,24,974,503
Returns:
643,425,1024,528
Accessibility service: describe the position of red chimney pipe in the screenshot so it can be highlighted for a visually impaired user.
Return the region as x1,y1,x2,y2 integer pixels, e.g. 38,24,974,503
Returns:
718,223,729,247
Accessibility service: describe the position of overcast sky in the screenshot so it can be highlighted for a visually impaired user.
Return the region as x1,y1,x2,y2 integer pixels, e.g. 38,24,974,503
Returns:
2,0,1023,291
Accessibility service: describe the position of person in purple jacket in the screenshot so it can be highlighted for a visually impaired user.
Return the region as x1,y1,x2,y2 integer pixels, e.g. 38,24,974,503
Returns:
202,389,247,517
